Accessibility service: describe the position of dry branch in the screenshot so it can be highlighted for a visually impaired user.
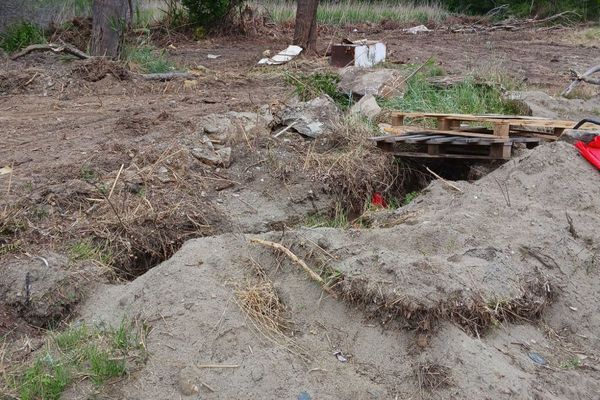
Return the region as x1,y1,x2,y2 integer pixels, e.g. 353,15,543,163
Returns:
426,167,463,193
250,238,337,297
11,42,90,60
562,64,600,97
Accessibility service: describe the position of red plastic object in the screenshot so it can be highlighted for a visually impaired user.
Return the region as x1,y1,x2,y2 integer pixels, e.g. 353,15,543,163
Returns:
575,136,600,170
371,192,387,208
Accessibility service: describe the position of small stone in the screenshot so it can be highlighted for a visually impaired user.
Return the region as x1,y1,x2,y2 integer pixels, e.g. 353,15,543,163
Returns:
157,166,174,183
216,147,232,168
350,94,381,119
177,366,199,396
251,366,264,382
191,147,222,166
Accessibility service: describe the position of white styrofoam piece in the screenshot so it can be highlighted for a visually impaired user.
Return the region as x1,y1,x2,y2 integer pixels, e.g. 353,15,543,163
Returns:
353,42,386,68
258,45,303,65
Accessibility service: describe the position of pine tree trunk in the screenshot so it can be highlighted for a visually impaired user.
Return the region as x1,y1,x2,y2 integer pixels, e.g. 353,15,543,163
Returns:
90,0,127,58
293,0,319,53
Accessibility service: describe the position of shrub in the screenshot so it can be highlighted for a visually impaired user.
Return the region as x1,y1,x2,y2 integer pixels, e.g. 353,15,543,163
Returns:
0,22,45,53
181,0,241,28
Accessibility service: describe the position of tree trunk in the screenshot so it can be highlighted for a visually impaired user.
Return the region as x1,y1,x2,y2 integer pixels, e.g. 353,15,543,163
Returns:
91,0,128,58
293,0,318,53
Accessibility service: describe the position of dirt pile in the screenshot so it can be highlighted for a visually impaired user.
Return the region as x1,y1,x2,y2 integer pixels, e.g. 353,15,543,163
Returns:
77,142,600,399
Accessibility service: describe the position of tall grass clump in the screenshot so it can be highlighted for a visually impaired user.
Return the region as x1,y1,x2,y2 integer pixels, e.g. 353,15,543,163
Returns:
380,74,521,115
123,44,175,73
257,0,449,25
0,22,46,53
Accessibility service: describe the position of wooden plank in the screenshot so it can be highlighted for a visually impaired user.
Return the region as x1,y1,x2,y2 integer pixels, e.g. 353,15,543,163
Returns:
426,136,463,144
391,152,498,160
390,112,594,130
493,121,510,138
489,143,512,159
382,134,431,143
404,135,447,143
384,126,507,140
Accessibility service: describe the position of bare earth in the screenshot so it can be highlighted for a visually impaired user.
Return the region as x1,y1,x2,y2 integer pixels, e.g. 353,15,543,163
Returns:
1,26,600,399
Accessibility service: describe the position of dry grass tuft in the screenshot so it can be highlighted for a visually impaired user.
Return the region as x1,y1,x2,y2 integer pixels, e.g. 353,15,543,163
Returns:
416,362,452,392
306,116,398,212
71,57,130,82
235,259,308,360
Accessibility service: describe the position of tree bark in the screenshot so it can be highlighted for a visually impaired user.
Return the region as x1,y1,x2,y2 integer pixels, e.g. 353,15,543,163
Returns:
293,0,318,53
91,0,128,58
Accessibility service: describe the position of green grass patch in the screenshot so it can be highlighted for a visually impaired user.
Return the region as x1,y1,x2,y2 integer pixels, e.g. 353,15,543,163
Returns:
285,71,351,109
257,0,450,25
123,45,175,74
379,73,521,116
69,239,112,264
0,22,46,53
303,203,352,228
560,356,581,370
16,320,148,400
403,191,420,205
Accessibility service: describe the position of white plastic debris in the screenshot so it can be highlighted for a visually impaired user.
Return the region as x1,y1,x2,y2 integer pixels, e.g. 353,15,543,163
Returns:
404,25,431,34
258,45,303,65
333,351,348,363
207,54,221,59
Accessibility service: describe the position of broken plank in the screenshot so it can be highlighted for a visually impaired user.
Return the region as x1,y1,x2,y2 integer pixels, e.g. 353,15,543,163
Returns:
391,152,501,160
384,126,504,139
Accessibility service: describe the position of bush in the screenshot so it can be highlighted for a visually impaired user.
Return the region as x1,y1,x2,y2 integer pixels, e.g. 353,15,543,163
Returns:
181,0,241,28
0,22,45,53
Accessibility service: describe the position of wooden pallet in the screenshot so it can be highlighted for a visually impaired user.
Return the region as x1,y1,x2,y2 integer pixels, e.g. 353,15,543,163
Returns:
388,112,590,138
371,133,541,160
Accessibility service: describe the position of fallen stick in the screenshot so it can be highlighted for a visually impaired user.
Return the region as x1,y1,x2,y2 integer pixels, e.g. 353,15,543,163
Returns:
11,42,89,60
139,72,195,81
250,238,337,298
196,364,239,368
108,163,124,200
425,167,463,193
562,64,600,97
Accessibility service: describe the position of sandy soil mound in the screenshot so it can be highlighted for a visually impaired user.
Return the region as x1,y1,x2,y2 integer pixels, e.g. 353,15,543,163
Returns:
77,141,600,399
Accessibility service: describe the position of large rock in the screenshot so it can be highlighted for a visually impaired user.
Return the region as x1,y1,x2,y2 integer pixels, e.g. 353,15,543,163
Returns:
198,110,273,143
338,67,400,97
508,91,600,121
279,95,339,138
350,94,381,119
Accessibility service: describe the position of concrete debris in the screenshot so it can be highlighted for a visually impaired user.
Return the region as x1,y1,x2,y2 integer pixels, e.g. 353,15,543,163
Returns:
404,25,431,34
216,146,232,168
199,110,273,142
350,94,381,119
331,40,386,68
258,45,303,65
338,67,400,97
279,95,339,138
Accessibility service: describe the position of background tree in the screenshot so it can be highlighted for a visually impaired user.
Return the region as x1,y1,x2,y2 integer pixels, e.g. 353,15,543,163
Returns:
90,0,128,57
293,0,319,53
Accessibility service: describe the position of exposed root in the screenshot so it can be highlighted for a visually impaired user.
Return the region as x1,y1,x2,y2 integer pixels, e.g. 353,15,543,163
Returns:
71,57,130,82
415,362,452,392
335,274,556,336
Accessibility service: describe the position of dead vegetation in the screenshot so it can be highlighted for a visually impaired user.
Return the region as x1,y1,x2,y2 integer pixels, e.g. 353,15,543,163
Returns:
235,258,307,359
306,116,399,212
71,57,131,82
415,362,452,392
334,272,555,337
